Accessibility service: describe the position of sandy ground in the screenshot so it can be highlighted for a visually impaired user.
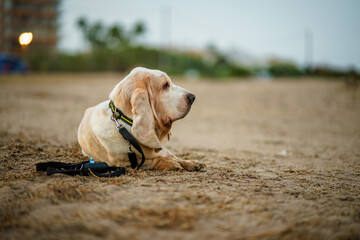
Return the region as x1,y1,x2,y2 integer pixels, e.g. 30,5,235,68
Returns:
0,73,359,240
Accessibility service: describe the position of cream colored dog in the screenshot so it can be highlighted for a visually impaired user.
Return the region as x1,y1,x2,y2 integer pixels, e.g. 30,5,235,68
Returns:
77,67,205,171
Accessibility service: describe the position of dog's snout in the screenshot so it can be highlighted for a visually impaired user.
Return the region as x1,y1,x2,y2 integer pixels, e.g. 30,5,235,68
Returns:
186,93,196,104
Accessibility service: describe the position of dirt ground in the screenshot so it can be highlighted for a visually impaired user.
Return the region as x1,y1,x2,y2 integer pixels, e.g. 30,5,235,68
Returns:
0,73,359,240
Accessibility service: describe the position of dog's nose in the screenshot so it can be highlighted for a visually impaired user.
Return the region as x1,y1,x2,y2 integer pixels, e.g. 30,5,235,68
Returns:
186,93,196,104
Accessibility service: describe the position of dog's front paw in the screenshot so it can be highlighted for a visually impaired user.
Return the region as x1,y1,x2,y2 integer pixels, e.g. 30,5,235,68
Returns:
152,157,184,171
179,160,206,172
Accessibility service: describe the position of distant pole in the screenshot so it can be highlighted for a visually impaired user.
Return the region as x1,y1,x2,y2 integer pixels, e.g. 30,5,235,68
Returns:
304,29,313,72
159,5,172,69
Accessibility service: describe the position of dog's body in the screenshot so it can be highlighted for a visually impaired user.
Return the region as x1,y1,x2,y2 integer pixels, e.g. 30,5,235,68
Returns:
77,67,205,171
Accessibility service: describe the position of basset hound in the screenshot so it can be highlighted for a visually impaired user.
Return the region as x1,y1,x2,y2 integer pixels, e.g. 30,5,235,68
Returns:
77,67,205,171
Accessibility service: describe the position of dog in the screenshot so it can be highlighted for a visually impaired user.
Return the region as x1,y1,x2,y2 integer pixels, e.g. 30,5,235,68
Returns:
77,67,205,171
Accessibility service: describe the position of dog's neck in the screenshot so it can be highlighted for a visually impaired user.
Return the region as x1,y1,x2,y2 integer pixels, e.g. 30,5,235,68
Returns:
112,89,133,119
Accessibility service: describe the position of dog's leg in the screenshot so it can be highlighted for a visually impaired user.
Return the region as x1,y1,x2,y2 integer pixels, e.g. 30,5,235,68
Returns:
163,149,206,171
142,156,184,171
175,158,206,171
142,156,205,171
139,147,206,171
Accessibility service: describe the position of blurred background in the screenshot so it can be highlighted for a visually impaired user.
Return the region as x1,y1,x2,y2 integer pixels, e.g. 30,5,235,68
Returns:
1,0,359,78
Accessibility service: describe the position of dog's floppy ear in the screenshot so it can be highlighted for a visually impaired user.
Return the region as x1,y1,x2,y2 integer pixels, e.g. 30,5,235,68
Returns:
130,88,162,152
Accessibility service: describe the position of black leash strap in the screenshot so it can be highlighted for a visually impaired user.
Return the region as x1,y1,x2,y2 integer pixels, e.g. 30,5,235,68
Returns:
34,100,143,177
117,126,146,170
109,100,146,170
36,161,125,178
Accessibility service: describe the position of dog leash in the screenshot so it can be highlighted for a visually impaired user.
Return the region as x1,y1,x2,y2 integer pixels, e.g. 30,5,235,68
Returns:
36,158,125,178
109,100,146,170
35,100,146,177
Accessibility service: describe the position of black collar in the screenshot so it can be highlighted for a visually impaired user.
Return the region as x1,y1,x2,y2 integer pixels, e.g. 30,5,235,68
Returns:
109,100,133,127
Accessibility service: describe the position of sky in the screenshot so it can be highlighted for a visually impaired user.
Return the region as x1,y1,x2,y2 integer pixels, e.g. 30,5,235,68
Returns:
58,0,360,70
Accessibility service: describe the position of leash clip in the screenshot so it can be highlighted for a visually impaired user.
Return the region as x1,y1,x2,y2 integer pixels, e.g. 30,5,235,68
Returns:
110,115,123,130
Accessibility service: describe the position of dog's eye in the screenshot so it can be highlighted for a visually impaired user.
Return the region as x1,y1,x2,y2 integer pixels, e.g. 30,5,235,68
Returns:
163,82,169,90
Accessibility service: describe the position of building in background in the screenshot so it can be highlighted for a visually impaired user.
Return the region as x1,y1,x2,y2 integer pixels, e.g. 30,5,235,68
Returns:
0,0,59,53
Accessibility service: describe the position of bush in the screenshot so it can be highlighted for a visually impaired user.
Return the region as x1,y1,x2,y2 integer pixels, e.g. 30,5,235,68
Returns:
267,61,302,77
26,46,253,78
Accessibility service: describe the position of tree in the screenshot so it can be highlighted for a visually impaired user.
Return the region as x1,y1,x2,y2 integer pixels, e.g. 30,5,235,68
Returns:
77,17,146,49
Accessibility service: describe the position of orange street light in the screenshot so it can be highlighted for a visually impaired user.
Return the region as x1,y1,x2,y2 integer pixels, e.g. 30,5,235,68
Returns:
19,32,33,46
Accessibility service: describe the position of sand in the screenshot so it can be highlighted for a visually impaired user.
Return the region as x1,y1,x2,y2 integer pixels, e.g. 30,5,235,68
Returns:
0,74,359,239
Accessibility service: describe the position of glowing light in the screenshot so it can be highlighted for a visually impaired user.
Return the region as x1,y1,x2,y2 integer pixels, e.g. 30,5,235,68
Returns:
19,32,33,46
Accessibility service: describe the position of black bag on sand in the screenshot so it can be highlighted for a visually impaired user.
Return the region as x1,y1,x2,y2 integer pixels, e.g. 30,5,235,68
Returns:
36,161,125,178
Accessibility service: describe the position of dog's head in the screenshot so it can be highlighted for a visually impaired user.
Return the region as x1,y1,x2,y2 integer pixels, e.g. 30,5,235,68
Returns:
109,67,195,152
